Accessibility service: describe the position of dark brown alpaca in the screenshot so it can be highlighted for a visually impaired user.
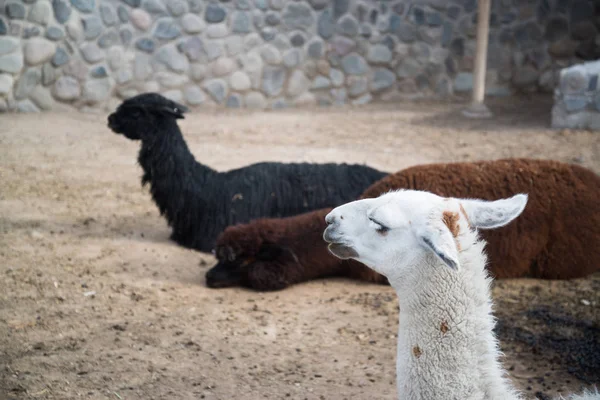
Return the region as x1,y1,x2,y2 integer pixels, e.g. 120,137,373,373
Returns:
205,159,600,291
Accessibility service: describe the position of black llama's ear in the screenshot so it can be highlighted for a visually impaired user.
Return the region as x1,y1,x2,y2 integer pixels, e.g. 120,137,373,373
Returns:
157,103,188,119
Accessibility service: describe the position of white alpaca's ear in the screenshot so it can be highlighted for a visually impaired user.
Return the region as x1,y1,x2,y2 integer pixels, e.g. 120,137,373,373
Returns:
418,222,460,270
460,194,528,230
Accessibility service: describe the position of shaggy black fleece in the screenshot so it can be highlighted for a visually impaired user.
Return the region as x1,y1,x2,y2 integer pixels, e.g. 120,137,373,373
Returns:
107,93,388,252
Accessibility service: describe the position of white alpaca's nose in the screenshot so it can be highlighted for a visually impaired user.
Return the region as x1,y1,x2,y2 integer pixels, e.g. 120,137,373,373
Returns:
325,210,340,225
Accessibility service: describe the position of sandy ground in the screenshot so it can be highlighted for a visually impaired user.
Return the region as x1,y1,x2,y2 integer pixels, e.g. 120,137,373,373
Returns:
1,95,599,400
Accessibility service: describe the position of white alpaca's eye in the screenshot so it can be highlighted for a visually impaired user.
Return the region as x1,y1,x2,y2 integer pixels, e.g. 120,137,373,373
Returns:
369,218,389,234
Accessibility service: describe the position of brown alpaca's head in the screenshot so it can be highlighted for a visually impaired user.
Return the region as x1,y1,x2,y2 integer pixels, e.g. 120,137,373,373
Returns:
205,225,264,288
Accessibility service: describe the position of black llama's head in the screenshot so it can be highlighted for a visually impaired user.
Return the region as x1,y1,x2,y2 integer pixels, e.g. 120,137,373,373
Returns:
108,93,188,140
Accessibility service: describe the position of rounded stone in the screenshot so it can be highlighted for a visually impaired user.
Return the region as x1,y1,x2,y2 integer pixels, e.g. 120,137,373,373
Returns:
312,75,330,90
265,11,281,26
230,70,251,91
212,57,237,76
329,68,344,87
0,37,20,56
308,0,328,10
70,0,95,13
80,42,104,64
52,0,72,24
131,8,152,30
261,65,285,96
0,73,14,95
225,36,244,56
118,5,129,22
307,38,324,59
290,31,306,47
261,44,282,65
318,9,334,39
245,91,266,108
282,3,314,31
203,78,228,103
64,59,88,80
82,78,112,103
0,18,6,36
98,30,119,49
336,15,359,37
269,0,284,10
142,0,166,15
135,38,155,53
24,38,56,66
287,69,309,96
181,14,205,33
188,0,203,13
293,91,316,107
190,63,207,81
17,99,41,113
6,2,26,19
244,32,263,51
0,52,23,74
184,85,206,105
341,52,367,75
166,0,187,16
260,27,276,42
226,93,243,108
52,75,80,100
29,86,54,110
155,71,188,87
99,4,117,26
82,16,103,40
45,26,65,41
331,35,356,56
282,48,302,68
347,75,367,96
28,1,52,26
51,47,69,66
156,45,189,73
367,44,392,64
396,59,420,78
65,20,83,42
206,23,229,38
115,69,131,84
91,65,108,78
120,28,133,46
154,18,181,40
231,11,252,33
352,93,372,106
205,4,227,23
370,68,395,92
123,0,141,7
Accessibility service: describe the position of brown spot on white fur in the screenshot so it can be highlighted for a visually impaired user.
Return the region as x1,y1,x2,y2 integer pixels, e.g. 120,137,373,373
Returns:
412,346,422,358
440,321,449,334
442,211,460,238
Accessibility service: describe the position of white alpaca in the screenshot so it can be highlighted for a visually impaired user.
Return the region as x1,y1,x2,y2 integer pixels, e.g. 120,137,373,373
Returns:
323,190,599,400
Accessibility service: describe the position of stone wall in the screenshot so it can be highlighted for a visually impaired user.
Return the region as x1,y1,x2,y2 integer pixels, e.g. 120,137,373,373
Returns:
0,0,597,112
552,60,600,130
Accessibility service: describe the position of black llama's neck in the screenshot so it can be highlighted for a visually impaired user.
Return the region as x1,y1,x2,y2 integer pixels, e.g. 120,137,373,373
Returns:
137,118,216,227
138,118,215,187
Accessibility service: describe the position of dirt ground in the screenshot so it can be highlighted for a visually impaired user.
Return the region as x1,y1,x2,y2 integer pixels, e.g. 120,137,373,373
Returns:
1,95,599,400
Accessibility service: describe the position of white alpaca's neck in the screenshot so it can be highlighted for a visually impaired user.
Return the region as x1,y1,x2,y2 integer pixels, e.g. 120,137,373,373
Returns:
388,228,521,400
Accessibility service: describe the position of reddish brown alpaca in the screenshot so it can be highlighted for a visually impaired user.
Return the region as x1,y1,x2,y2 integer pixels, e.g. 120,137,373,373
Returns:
206,159,600,291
